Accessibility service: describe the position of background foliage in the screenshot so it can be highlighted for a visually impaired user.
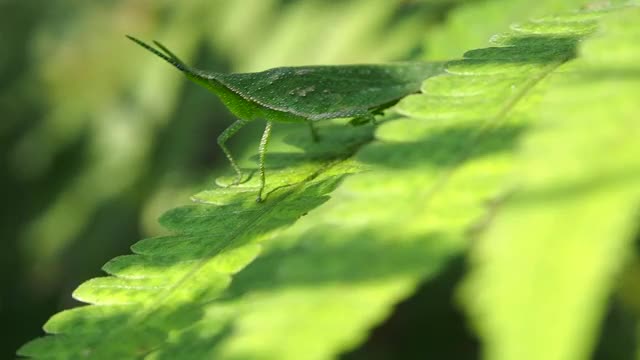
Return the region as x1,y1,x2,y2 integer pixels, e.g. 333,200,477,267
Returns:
3,0,639,359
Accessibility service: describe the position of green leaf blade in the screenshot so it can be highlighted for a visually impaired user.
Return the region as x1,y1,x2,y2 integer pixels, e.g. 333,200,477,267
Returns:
462,5,640,360
17,125,374,359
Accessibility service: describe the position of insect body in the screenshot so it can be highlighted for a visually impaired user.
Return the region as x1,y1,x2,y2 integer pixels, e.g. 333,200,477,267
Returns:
127,36,443,202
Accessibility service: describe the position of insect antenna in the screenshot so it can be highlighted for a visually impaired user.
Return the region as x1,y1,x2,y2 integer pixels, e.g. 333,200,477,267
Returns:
126,35,189,73
152,40,187,66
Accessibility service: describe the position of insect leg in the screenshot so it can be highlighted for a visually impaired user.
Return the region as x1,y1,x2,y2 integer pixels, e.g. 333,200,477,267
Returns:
256,121,273,203
307,120,320,142
217,119,249,185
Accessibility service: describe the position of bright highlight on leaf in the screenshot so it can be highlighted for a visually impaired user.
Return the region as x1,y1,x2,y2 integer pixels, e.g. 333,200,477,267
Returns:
127,35,443,202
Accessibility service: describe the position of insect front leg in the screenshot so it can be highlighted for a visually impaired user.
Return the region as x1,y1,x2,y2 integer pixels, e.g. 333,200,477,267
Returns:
218,119,249,185
256,121,273,203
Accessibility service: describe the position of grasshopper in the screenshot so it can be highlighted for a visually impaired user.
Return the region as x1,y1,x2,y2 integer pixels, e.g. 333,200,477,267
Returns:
127,36,443,202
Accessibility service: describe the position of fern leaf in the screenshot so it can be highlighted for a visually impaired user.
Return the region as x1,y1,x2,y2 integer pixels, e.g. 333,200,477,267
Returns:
17,125,374,359
142,5,618,360
461,5,640,360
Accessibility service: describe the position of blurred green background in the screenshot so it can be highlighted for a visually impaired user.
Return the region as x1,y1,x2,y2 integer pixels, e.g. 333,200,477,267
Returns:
5,1,635,359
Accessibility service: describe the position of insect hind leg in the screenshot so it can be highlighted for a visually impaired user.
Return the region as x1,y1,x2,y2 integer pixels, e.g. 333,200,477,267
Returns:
256,121,273,202
218,119,249,185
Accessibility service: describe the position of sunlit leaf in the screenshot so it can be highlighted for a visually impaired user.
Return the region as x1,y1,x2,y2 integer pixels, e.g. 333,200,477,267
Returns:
462,5,640,360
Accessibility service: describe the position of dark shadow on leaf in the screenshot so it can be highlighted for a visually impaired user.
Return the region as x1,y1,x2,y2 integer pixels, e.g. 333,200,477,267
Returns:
248,122,376,169
510,166,640,205
463,35,581,63
357,122,528,169
150,317,234,360
342,256,480,360
564,67,640,81
592,295,639,360
593,216,640,359
223,229,455,297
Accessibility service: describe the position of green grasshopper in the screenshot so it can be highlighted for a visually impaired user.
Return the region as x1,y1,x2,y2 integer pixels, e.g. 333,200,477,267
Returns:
127,36,443,202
